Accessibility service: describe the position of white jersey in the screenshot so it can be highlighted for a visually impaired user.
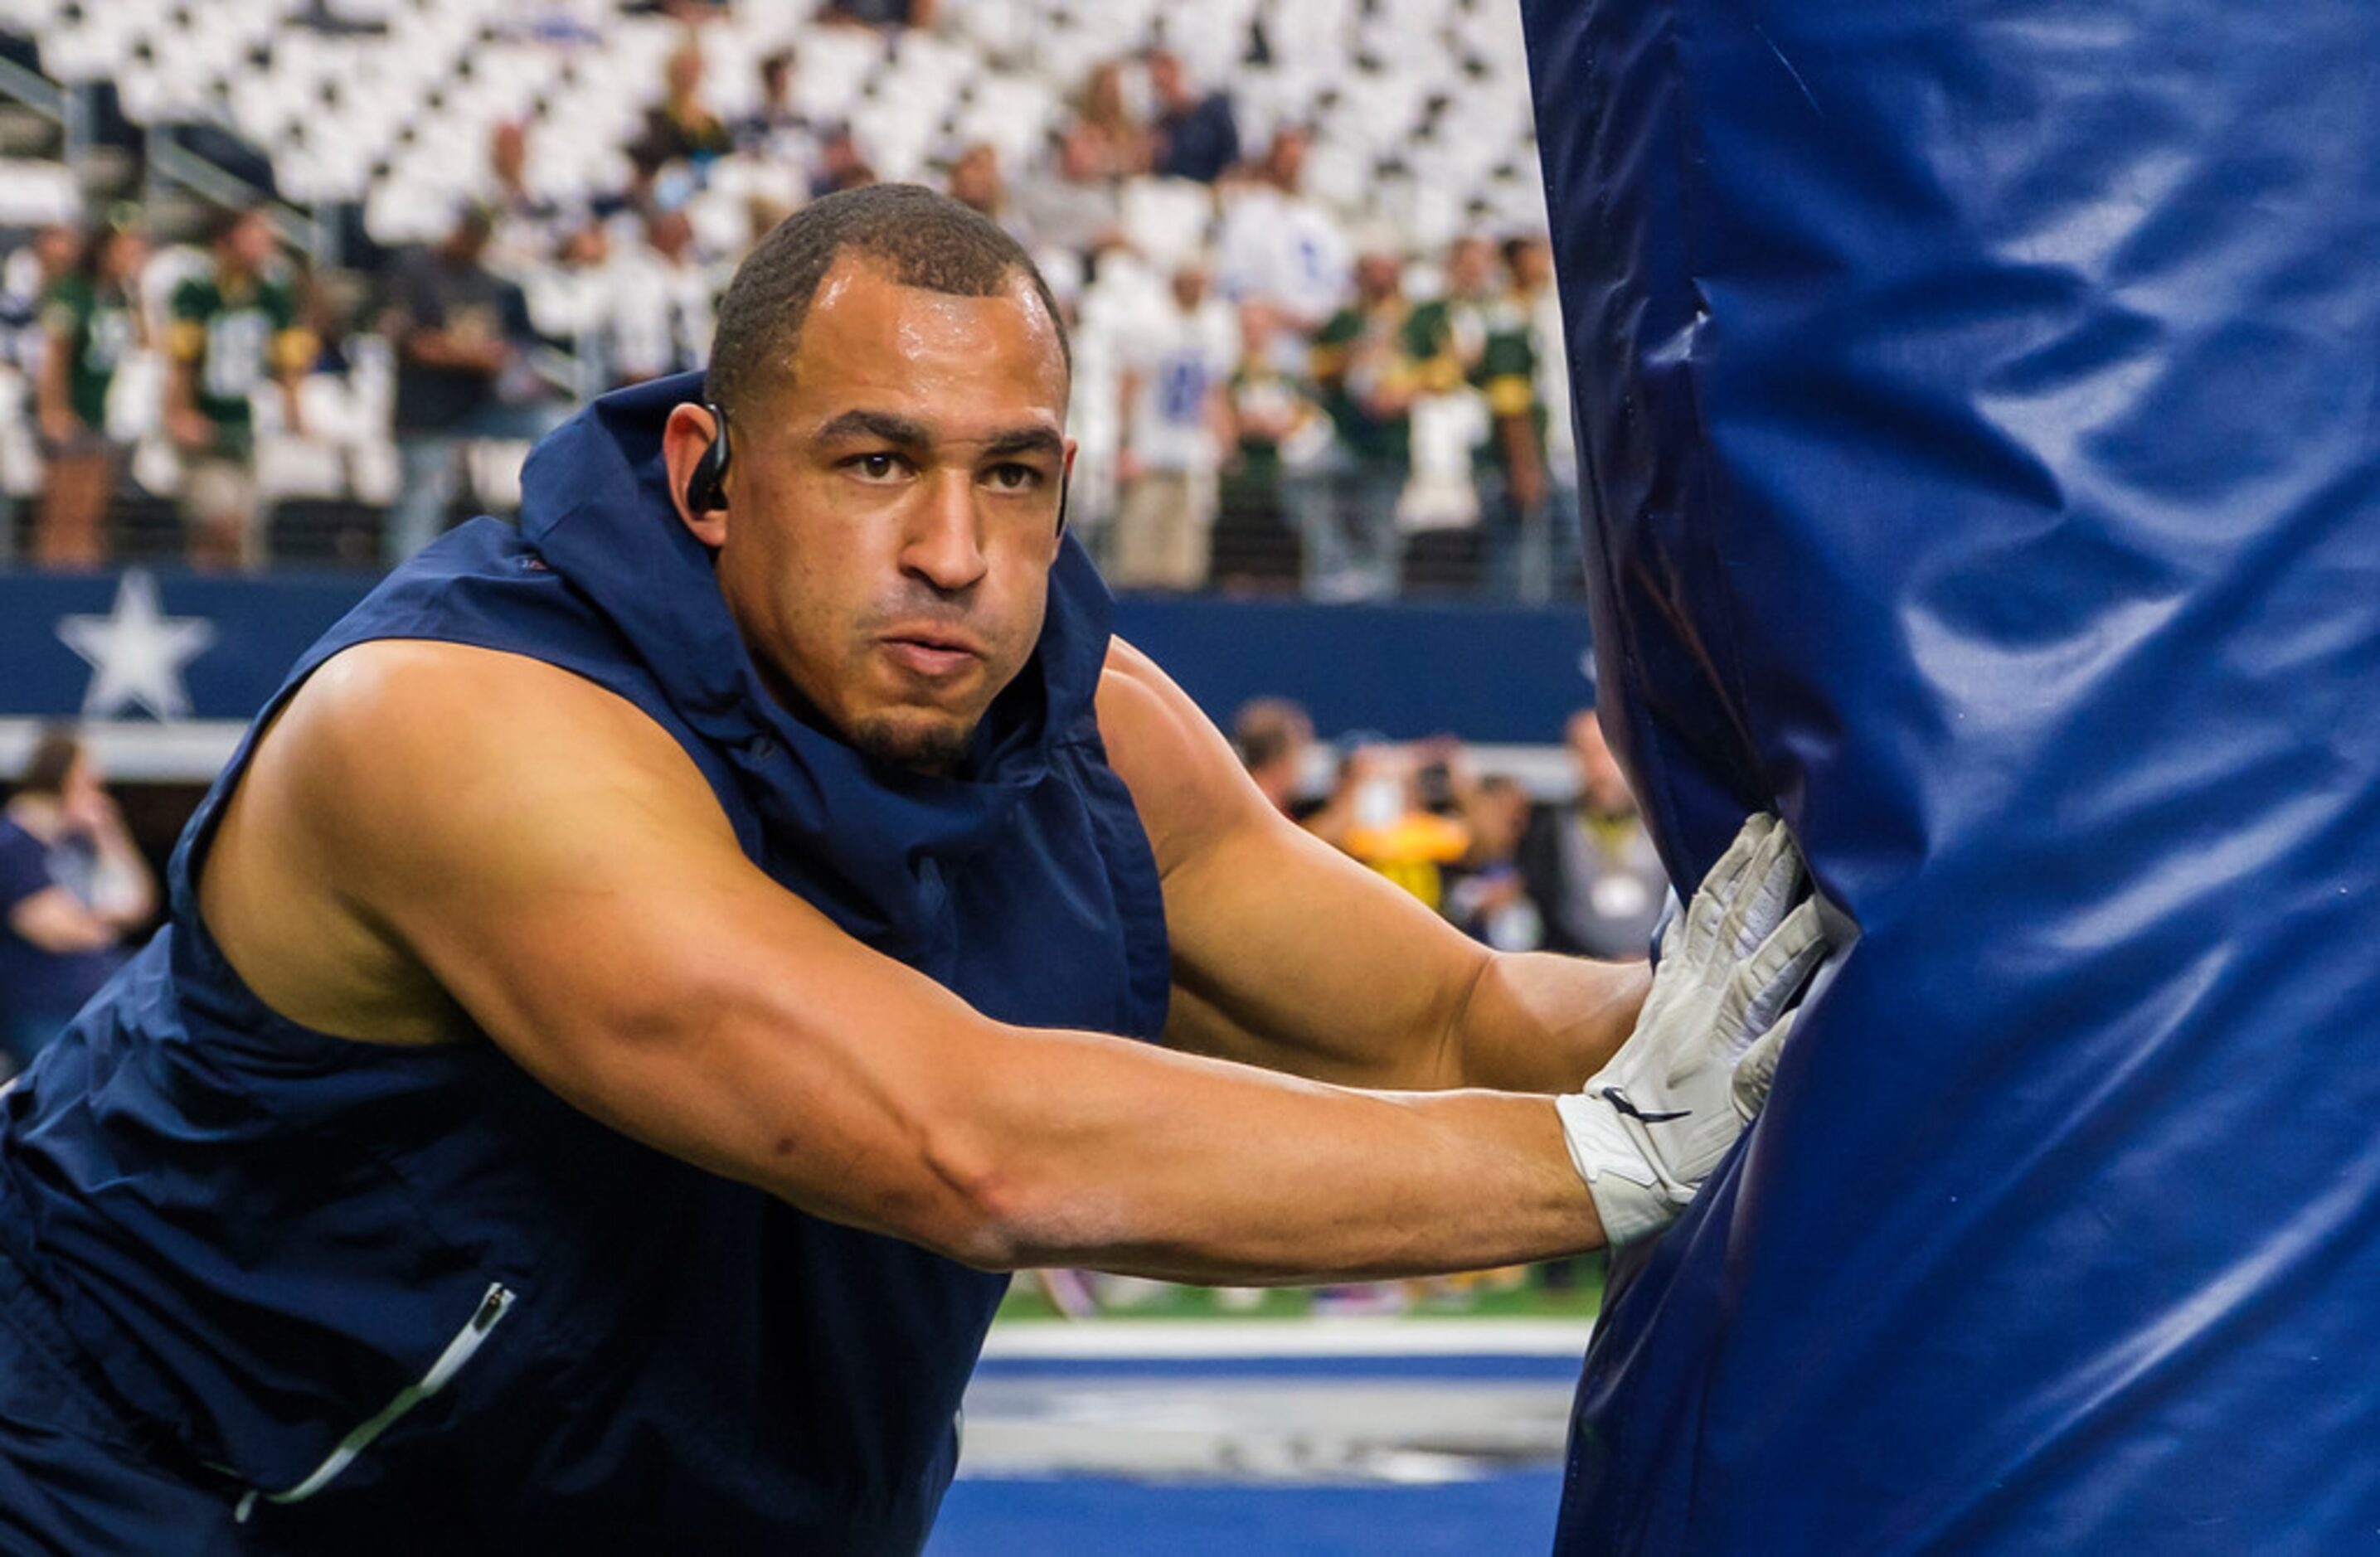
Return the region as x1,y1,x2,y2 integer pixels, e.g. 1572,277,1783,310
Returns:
1123,298,1238,473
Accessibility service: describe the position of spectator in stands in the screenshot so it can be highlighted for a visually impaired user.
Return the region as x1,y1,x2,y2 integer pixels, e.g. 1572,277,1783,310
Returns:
633,35,734,171
1445,773,1546,952
1309,248,1459,599
1391,236,1497,547
482,120,569,278
1214,125,1351,332
381,206,546,563
606,206,716,386
1,223,75,388
1508,233,1582,594
1217,298,1326,590
1519,708,1668,959
739,49,818,167
32,221,147,568
1306,735,1471,914
1146,47,1238,185
0,729,153,1078
1111,260,1236,591
165,206,312,570
1456,233,1553,599
1013,124,1124,264
520,219,614,393
946,142,1018,240
1436,234,1499,379
1230,696,1316,818
1070,61,1153,182
809,124,879,200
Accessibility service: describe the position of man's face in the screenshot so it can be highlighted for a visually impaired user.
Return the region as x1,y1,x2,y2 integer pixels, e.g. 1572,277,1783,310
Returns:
1268,129,1308,188
226,214,276,272
951,149,999,211
1149,51,1183,105
1513,239,1555,291
702,258,1071,773
1447,237,1494,298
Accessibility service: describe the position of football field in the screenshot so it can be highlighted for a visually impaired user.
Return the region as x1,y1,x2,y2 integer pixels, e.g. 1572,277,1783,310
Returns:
930,1288,1596,1555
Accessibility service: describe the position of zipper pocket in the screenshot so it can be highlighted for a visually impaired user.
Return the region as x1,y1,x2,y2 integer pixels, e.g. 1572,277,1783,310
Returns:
234,1282,517,1523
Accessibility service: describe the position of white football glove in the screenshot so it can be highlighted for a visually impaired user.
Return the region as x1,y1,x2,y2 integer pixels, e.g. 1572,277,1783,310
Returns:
1556,812,1830,1245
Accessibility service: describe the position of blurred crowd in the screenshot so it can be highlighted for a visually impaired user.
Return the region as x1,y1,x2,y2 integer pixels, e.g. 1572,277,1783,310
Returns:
0,12,1582,599
1040,696,1668,1317
1237,700,1668,963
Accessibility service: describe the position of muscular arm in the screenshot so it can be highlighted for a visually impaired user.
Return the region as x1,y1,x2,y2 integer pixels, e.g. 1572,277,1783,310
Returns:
197,641,1608,1285
1096,639,1649,1094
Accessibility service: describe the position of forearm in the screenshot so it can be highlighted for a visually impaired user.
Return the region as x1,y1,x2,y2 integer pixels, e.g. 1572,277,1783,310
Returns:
508,980,1601,1287
947,1026,1602,1283
1451,951,1651,1094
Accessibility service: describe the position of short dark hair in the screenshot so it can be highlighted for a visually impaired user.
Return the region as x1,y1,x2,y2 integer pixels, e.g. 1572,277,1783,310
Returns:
1231,697,1312,773
704,183,1070,415
205,203,265,249
14,725,81,798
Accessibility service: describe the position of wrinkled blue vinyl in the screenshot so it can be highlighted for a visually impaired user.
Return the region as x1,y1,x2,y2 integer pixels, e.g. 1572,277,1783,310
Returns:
1522,2,2380,1551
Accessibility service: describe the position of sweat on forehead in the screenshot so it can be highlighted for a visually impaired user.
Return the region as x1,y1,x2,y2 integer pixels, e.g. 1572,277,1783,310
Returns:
704,184,1071,414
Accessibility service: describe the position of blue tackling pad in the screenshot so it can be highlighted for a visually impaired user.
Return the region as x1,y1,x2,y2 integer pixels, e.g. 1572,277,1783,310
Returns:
1521,1,2380,1551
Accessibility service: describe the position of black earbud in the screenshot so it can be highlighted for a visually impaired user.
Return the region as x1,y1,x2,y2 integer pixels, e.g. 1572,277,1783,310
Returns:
1055,475,1071,538
683,400,731,515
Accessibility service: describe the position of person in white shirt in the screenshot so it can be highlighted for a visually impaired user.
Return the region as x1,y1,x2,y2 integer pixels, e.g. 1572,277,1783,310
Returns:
606,209,717,386
1213,127,1352,332
1110,260,1237,590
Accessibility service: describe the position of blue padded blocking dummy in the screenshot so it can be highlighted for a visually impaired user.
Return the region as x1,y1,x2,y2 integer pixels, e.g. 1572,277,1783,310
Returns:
1522,1,2380,1551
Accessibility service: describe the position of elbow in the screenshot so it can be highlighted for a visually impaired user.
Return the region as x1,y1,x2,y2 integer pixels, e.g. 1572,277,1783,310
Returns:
906,1115,1082,1273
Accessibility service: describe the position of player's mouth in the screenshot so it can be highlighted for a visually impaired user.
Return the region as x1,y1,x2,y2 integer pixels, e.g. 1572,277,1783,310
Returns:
878,627,985,678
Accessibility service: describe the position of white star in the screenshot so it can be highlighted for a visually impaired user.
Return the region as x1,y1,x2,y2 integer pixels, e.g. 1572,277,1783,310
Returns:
56,570,217,722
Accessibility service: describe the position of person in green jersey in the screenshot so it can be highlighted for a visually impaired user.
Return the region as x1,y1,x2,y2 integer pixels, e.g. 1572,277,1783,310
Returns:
1307,248,1460,598
33,221,148,568
163,206,313,569
1217,298,1328,589
1502,234,1581,599
1467,235,1557,601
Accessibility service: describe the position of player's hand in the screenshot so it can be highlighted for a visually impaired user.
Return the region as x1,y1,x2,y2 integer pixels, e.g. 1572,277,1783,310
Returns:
1555,812,1831,1245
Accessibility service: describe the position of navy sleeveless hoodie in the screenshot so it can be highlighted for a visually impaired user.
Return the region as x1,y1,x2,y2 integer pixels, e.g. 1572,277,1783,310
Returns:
0,373,1172,1552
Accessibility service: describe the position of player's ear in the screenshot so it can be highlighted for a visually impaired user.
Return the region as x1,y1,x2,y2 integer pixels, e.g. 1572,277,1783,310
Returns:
1055,439,1078,543
663,400,731,548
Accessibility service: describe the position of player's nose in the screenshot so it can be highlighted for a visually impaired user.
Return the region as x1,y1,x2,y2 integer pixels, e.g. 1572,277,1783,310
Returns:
898,473,989,594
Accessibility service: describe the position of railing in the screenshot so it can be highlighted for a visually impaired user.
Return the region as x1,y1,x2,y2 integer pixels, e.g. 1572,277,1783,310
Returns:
141,124,326,262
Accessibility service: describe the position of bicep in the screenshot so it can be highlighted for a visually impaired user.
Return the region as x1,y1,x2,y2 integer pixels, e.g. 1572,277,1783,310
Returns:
274,645,1019,1249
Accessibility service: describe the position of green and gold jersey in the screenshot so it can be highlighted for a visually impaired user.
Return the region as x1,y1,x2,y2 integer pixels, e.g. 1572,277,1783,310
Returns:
169,270,313,449
40,276,138,432
1310,298,1460,467
1474,293,1548,473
